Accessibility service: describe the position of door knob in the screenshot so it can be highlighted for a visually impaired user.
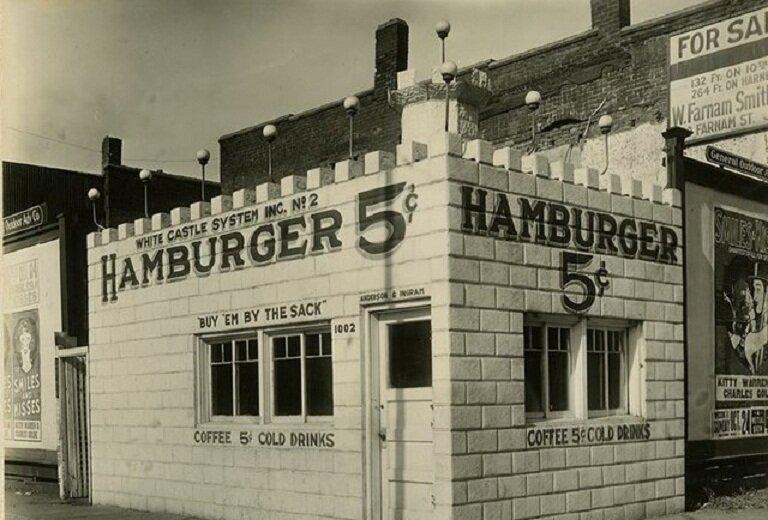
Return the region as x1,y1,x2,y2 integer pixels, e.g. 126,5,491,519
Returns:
378,430,386,441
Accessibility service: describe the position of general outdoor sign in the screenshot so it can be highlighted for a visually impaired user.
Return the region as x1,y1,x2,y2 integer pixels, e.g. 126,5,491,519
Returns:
706,145,768,183
3,204,46,237
669,6,768,142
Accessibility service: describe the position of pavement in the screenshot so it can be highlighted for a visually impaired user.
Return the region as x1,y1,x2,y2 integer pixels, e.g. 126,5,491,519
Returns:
4,480,767,520
4,481,201,520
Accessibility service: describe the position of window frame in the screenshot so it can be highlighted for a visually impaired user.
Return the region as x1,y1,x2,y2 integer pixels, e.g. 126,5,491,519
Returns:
524,315,642,424
196,323,333,427
198,331,264,425
524,315,578,421
268,326,334,424
586,326,629,418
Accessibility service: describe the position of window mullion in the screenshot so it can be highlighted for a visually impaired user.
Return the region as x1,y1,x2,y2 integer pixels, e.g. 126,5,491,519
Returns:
604,346,609,412
301,334,307,422
542,328,550,418
231,342,237,416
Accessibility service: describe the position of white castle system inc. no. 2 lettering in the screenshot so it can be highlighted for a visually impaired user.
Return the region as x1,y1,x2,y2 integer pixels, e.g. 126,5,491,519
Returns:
99,183,418,302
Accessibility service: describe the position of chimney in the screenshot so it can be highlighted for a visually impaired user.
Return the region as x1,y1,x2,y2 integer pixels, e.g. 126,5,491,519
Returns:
391,69,492,144
590,0,630,34
374,18,409,93
101,135,122,168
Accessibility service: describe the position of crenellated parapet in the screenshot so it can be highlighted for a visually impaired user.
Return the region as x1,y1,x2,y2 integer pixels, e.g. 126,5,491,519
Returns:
87,131,680,267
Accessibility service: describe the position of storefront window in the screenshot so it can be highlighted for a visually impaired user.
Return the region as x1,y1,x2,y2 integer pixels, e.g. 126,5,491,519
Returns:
587,328,626,416
199,328,332,424
525,318,636,422
272,331,333,418
209,338,259,417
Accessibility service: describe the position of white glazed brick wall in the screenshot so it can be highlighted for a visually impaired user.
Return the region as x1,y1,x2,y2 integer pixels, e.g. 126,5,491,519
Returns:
86,149,454,519
446,141,684,520
86,132,684,520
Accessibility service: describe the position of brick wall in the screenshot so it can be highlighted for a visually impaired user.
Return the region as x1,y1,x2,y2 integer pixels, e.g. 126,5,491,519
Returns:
219,19,408,195
218,0,766,195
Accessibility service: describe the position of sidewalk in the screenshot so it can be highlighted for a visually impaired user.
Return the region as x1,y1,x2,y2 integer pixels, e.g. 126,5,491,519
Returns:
4,480,767,520
4,481,201,520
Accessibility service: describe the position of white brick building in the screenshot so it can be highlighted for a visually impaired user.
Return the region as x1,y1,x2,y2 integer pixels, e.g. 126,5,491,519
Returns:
86,69,685,520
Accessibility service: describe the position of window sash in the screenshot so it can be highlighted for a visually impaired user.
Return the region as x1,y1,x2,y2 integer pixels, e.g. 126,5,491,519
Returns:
587,327,628,417
207,337,262,421
526,319,634,423
270,329,333,423
524,324,571,420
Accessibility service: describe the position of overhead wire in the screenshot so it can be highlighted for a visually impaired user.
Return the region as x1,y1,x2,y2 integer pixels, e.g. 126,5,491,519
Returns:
4,126,218,163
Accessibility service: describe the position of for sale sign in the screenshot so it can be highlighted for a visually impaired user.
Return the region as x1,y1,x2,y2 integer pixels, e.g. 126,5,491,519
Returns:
669,7,768,142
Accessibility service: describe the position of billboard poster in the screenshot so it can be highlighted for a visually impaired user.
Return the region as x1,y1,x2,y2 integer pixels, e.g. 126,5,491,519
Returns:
713,208,768,439
669,6,768,142
4,310,42,442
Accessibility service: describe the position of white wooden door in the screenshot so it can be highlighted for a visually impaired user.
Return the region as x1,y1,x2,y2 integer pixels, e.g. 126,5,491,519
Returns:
373,309,433,520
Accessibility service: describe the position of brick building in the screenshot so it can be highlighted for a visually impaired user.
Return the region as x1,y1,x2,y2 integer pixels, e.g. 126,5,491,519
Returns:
81,0,768,519
219,0,767,195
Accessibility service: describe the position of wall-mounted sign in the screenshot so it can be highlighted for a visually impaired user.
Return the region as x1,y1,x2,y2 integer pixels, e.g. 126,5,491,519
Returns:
714,208,768,435
4,310,42,442
461,185,679,313
332,318,359,339
100,183,419,303
193,429,335,448
3,204,47,237
359,286,427,305
526,421,651,448
197,299,327,331
706,146,768,183
669,6,768,142
713,407,767,439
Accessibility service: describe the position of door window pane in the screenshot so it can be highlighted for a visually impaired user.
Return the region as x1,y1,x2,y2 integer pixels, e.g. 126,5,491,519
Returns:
389,320,432,388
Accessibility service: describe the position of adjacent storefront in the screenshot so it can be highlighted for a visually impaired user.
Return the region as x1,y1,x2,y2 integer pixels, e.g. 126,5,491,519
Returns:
684,156,768,461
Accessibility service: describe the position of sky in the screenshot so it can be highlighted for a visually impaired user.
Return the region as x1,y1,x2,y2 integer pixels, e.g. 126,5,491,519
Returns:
1,0,706,181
